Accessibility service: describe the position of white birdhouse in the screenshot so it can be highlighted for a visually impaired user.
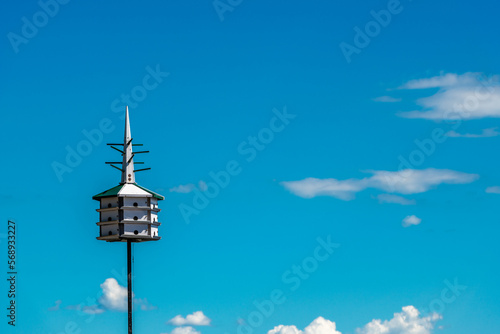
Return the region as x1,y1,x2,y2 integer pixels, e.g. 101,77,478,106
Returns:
93,107,164,242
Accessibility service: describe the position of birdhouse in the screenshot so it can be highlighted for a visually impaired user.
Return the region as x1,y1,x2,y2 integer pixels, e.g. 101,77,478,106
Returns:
92,107,164,242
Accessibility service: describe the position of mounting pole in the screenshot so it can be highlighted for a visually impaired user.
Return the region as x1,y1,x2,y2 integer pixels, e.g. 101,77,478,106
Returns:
127,240,133,334
94,107,164,333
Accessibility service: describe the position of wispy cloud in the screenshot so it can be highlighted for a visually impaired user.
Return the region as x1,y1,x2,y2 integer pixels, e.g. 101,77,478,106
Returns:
281,169,478,200
377,194,416,205
485,186,500,194
82,305,106,314
64,304,105,314
170,181,207,193
367,169,478,194
396,72,500,120
373,96,402,103
170,184,196,193
400,73,477,89
281,177,366,200
168,311,211,326
135,298,158,311
48,300,62,311
446,127,499,138
402,215,422,227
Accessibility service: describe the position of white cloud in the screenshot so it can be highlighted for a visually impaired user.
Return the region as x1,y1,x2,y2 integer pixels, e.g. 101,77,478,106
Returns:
268,306,441,334
486,186,500,194
373,96,402,103
446,127,499,138
281,177,367,200
400,73,475,89
64,304,105,314
98,278,128,312
168,311,211,326
65,278,156,315
170,181,207,193
166,327,201,334
135,298,158,311
397,72,500,120
281,169,478,200
269,325,301,334
268,317,341,334
377,194,416,205
198,181,208,191
82,305,106,314
368,169,478,194
357,306,441,334
170,184,196,193
402,215,422,227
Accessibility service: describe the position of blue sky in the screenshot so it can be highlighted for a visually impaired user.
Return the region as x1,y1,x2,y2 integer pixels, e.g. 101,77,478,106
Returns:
1,0,500,333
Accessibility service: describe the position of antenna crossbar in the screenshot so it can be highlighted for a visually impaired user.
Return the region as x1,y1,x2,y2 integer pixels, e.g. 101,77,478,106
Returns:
109,164,124,172
107,143,144,146
110,146,124,154
134,168,151,172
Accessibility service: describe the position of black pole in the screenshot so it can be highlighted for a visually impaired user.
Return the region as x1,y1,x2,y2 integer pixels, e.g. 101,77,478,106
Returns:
127,240,132,334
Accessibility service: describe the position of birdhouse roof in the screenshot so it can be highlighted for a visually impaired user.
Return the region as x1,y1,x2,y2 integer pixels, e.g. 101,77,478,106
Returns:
92,183,164,200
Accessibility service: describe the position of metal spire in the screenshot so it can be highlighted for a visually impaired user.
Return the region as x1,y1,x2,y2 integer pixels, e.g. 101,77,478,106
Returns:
105,106,150,178
122,106,135,184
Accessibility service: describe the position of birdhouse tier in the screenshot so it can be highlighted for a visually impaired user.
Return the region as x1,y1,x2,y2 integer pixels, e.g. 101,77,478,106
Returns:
93,183,164,243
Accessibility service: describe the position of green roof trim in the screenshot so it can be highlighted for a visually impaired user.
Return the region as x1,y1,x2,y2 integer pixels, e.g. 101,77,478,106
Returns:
92,184,124,200
92,183,164,200
134,183,165,200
